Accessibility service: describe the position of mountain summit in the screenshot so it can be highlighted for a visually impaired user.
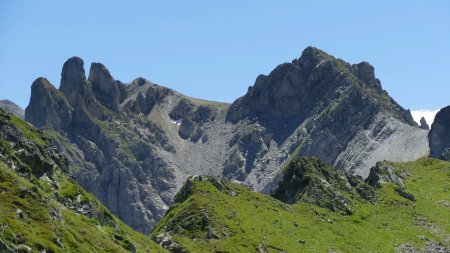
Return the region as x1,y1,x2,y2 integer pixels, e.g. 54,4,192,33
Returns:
24,47,429,232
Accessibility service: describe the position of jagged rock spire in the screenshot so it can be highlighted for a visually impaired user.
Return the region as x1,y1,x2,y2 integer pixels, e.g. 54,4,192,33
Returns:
89,62,126,112
419,116,430,130
25,77,72,130
59,57,87,104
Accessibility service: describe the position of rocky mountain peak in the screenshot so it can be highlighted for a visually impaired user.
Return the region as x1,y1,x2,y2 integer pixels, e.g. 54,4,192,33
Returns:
226,46,411,128
298,46,330,61
60,56,87,104
88,62,126,112
89,62,114,85
26,77,72,130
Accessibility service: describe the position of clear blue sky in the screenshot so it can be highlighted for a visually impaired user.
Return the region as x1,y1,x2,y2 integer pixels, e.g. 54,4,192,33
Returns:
1,1,449,111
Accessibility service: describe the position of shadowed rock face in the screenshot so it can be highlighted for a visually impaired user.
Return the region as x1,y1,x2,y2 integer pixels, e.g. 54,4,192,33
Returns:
60,57,87,105
25,78,72,130
89,62,127,113
429,106,450,160
24,47,429,233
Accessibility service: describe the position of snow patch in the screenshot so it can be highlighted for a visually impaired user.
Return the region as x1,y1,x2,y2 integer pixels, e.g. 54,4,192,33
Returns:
170,119,182,126
411,110,439,126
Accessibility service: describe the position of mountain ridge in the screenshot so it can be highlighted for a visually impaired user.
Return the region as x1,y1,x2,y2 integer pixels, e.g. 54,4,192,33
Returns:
24,46,429,233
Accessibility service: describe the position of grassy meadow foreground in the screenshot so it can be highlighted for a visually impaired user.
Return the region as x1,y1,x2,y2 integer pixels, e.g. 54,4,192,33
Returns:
152,158,450,252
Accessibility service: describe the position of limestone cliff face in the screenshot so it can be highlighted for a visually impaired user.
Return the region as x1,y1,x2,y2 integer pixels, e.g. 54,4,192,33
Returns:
429,106,450,160
24,48,429,233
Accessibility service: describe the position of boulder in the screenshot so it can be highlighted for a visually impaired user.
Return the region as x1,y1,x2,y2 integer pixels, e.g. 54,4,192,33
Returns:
179,117,195,139
366,161,405,188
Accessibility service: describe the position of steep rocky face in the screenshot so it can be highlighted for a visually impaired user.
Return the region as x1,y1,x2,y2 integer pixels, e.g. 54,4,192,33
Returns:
89,62,127,113
24,47,429,233
0,99,24,119
429,105,450,160
25,77,72,130
26,58,183,234
60,57,88,105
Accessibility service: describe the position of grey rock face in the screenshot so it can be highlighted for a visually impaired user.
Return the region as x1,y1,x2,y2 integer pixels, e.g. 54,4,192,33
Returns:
429,105,450,160
334,113,429,178
0,99,24,119
60,57,87,104
178,117,195,139
26,58,179,234
169,99,194,120
353,61,382,91
125,84,171,115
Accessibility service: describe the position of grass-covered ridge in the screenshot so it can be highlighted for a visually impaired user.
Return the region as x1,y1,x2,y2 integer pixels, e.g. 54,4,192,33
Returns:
0,110,166,252
152,158,449,252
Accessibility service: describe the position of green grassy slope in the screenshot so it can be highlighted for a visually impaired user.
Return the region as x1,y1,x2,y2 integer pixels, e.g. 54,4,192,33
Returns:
0,110,166,252
151,158,449,252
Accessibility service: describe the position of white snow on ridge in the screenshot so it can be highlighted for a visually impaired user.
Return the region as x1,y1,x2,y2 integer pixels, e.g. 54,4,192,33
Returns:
411,110,439,126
